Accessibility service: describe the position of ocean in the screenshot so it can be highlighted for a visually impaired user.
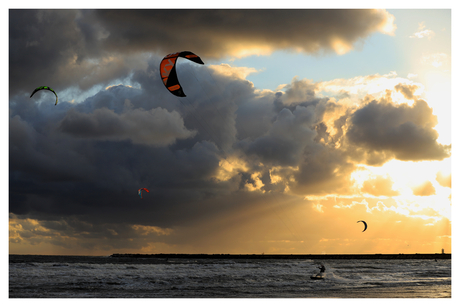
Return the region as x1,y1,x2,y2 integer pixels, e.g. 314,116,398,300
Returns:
9,254,451,298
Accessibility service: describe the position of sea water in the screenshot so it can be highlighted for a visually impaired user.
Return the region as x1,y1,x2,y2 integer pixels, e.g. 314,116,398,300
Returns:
9,255,451,298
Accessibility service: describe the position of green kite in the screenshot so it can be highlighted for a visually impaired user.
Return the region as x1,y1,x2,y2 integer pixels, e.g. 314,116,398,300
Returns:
30,86,58,105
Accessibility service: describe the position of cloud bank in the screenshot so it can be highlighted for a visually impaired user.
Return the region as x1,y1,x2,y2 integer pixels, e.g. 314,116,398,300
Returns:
9,9,396,96
9,59,450,253
9,9,450,254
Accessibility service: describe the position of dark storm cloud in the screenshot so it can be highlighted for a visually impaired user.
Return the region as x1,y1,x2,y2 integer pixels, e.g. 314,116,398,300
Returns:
9,9,393,97
9,60,247,234
9,10,144,96
9,114,94,183
58,106,195,145
290,145,355,195
90,9,392,57
346,98,450,162
9,10,84,94
244,106,317,167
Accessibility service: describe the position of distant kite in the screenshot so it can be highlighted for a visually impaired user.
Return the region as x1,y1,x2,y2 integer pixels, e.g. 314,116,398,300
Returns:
357,220,368,232
30,86,58,105
159,51,204,97
138,188,150,199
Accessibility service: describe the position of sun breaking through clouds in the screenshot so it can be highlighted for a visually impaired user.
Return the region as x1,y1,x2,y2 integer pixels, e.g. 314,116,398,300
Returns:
9,9,451,255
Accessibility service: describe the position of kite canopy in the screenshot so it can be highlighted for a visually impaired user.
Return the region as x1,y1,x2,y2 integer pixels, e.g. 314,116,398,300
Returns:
30,86,58,105
357,220,368,232
138,188,150,199
159,51,204,97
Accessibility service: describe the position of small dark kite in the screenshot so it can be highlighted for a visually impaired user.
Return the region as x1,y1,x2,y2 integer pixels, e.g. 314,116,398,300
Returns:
357,220,368,232
30,86,58,105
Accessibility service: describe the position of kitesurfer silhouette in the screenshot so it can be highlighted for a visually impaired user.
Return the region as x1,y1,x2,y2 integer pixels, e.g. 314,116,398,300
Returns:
311,263,326,279
318,264,326,273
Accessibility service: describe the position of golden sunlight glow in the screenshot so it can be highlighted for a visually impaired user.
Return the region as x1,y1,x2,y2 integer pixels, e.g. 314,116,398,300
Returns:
209,64,259,80
9,215,53,245
9,221,23,243
349,167,372,191
275,84,288,92
320,97,349,141
214,156,249,182
331,38,353,55
352,159,451,221
245,172,265,192
227,44,274,59
9,10,452,258
424,71,451,145
269,169,283,184
316,72,423,102
391,91,415,106
131,225,173,236
312,203,324,213
377,9,397,35
105,84,134,90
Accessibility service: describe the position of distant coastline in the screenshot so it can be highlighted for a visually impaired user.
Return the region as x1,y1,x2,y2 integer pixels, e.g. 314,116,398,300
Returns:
110,253,451,260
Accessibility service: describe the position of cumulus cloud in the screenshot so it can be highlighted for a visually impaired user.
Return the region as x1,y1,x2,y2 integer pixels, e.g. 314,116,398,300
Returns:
410,22,435,39
10,68,450,241
9,64,451,252
411,181,436,196
59,106,196,146
436,171,451,188
244,105,317,167
90,9,395,57
291,146,355,195
394,83,420,100
316,72,422,103
346,98,450,162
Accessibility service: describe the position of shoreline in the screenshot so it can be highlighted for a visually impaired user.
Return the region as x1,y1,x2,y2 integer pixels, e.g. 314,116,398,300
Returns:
110,253,451,260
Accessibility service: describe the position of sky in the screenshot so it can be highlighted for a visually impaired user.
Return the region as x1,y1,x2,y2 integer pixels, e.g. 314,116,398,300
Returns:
7,5,454,256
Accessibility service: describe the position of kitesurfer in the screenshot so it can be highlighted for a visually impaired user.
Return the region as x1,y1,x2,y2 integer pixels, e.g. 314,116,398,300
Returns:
318,264,326,274
311,263,326,280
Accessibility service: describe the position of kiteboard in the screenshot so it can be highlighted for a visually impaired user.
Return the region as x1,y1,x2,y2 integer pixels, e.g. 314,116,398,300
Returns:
310,273,325,280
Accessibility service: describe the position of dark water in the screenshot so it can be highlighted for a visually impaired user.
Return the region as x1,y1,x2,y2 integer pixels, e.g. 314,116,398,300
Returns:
9,255,451,298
